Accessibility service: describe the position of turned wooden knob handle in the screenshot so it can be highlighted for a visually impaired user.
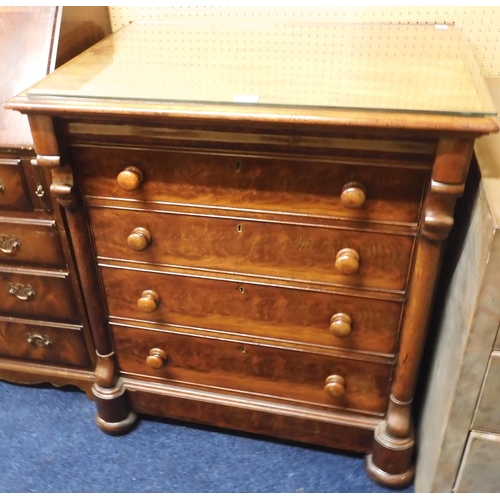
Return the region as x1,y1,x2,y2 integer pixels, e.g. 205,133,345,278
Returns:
340,182,366,209
330,313,352,338
325,374,346,397
335,248,360,275
137,290,159,313
146,348,167,369
127,227,151,251
117,166,144,191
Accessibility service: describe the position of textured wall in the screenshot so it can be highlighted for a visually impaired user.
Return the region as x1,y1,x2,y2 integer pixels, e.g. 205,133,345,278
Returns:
108,6,500,77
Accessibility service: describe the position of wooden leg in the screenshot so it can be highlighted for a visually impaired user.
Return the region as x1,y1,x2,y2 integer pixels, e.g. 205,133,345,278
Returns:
365,138,474,487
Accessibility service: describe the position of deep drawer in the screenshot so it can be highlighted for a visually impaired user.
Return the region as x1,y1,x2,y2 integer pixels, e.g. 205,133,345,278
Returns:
0,158,32,211
77,146,428,224
90,207,414,291
0,218,64,267
112,323,393,414
0,319,90,368
0,270,78,322
101,265,402,355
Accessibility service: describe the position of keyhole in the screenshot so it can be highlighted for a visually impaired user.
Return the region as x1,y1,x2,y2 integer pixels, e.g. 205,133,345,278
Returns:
237,224,243,233
235,161,242,171
239,286,245,294
240,347,247,354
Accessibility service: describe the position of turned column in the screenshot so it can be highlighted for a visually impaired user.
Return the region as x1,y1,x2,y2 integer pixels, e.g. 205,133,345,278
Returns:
27,114,136,435
365,137,475,487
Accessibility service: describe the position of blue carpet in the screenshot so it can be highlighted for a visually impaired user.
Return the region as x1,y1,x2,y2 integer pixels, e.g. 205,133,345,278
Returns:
0,380,414,493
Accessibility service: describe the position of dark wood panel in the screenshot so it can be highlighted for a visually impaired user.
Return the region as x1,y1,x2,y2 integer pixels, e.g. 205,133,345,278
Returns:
0,217,64,267
102,265,402,355
113,324,393,414
0,6,111,149
127,380,378,453
0,270,77,322
77,146,428,224
0,320,90,367
0,159,32,211
0,7,57,148
91,207,414,291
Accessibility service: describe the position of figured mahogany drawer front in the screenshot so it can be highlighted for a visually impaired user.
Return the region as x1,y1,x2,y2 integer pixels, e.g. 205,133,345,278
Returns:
91,207,414,291
112,324,392,414
101,265,402,355
0,271,77,322
77,147,427,224
0,159,32,211
0,320,90,368
0,219,64,267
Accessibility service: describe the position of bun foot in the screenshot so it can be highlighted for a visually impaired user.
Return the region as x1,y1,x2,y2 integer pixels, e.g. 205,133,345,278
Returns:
96,411,137,436
365,420,415,488
92,378,137,435
365,453,415,488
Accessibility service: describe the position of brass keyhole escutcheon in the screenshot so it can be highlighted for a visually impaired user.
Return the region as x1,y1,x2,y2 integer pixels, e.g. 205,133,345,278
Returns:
239,286,245,294
237,224,243,233
35,184,45,198
240,347,247,353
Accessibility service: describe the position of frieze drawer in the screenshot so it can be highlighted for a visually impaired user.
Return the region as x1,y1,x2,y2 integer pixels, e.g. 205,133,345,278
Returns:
77,146,428,224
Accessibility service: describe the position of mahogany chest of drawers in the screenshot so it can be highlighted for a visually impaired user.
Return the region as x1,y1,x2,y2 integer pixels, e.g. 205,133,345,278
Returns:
0,7,110,393
6,22,498,488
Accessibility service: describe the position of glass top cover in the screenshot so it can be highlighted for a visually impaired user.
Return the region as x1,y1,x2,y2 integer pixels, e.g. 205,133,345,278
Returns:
26,22,497,116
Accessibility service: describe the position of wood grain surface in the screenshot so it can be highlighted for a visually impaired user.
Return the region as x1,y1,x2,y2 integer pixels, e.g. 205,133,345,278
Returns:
0,319,90,368
91,207,414,291
0,270,77,322
112,323,392,414
101,264,403,355
77,146,428,224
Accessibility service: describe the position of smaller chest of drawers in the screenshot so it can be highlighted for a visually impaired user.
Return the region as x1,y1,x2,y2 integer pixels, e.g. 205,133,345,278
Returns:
0,6,110,393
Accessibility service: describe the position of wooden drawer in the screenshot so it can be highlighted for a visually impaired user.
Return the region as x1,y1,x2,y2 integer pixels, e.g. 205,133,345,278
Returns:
0,217,64,267
472,351,500,433
91,207,414,291
112,323,393,414
101,265,402,355
0,319,90,368
77,146,428,224
0,270,78,322
0,158,32,211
